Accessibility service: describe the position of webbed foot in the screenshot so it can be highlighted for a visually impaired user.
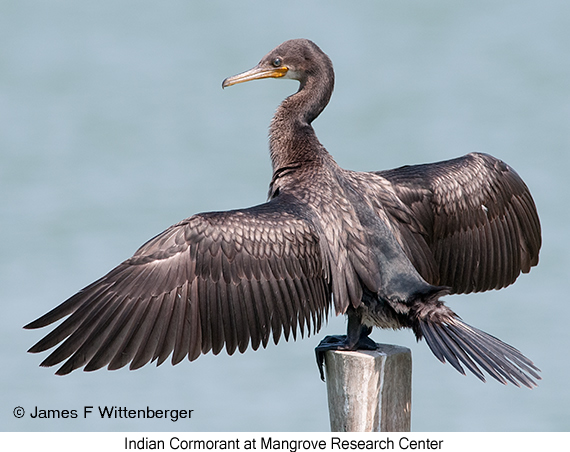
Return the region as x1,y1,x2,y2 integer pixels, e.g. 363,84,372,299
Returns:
315,334,379,381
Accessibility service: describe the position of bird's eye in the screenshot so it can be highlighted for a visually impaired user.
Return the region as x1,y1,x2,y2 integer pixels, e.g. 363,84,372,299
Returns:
272,58,282,67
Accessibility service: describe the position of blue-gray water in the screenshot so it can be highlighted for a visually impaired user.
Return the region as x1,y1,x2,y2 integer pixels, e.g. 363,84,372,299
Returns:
2,0,569,432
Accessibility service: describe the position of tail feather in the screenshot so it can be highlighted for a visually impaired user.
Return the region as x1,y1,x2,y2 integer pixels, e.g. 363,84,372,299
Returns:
447,321,541,386
451,321,541,381
443,321,520,386
424,321,485,381
419,317,540,389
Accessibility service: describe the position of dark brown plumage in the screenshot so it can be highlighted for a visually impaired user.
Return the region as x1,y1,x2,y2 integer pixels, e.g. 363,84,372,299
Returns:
25,39,541,387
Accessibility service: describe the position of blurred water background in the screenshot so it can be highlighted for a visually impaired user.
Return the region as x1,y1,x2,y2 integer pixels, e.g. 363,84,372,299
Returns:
1,0,569,432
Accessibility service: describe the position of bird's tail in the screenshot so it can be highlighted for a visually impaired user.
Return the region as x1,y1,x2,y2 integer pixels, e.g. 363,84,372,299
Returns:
412,303,541,388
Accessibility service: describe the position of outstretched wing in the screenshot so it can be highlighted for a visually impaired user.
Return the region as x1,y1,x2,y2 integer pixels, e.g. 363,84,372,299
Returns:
377,152,541,294
25,194,332,375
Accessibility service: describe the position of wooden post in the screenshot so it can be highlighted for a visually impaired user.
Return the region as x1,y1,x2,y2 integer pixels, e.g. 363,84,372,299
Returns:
323,344,412,432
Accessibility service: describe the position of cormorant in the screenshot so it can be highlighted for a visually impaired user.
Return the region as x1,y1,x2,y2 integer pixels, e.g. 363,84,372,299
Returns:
25,39,541,388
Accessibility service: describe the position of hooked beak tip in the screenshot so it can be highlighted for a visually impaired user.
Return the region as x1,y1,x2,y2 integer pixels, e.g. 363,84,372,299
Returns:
222,65,288,90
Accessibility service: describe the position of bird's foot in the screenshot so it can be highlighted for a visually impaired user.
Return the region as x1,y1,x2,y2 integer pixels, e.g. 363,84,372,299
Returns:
315,335,379,381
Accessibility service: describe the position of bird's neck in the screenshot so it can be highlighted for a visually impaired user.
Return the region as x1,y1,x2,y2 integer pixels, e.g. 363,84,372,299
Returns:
269,75,334,173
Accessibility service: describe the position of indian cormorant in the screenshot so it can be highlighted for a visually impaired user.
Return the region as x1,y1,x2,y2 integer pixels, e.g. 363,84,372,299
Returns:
25,39,541,388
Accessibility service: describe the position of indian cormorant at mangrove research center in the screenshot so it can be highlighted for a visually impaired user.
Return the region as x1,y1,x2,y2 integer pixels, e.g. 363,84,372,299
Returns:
25,39,542,388
124,436,443,451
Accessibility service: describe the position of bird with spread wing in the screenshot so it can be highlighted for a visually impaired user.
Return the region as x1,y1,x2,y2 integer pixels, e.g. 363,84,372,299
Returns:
26,39,541,388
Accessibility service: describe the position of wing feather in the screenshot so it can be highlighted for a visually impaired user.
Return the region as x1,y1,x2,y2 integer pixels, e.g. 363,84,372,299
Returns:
377,153,541,294
25,195,332,374
151,291,178,365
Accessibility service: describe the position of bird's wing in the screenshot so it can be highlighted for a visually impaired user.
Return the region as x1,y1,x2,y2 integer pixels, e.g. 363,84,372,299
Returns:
25,194,332,375
376,152,541,294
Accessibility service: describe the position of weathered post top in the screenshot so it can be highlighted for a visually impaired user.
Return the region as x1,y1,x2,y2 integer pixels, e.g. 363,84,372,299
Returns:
324,344,412,432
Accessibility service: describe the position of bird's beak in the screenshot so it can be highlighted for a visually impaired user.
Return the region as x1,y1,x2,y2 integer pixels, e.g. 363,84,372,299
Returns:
222,64,288,89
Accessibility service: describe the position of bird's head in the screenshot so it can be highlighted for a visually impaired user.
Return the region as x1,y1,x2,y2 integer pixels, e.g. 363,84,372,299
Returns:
222,39,331,89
